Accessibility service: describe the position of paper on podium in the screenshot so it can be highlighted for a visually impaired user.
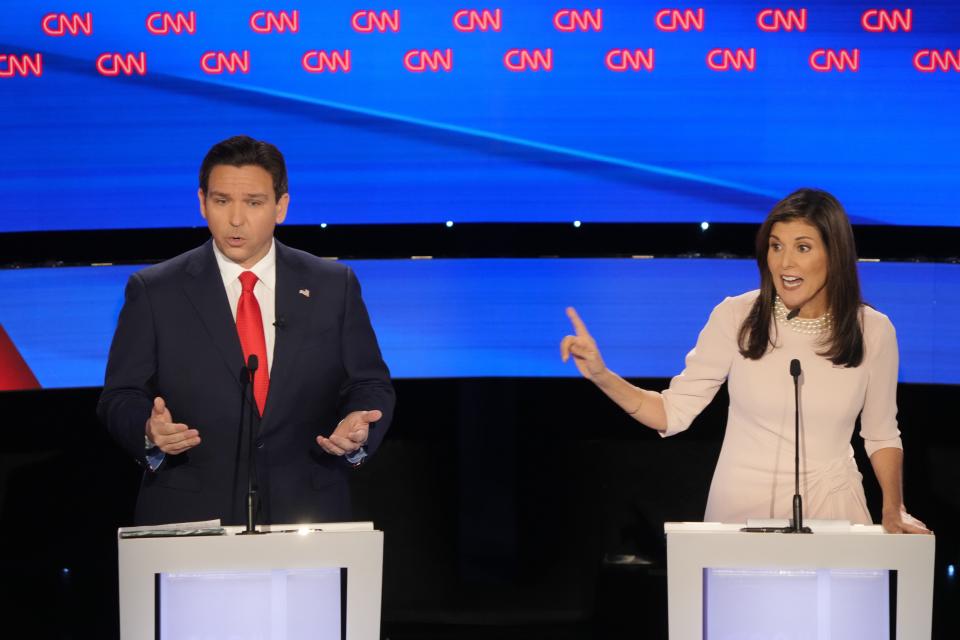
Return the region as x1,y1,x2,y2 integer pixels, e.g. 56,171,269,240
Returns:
118,519,224,539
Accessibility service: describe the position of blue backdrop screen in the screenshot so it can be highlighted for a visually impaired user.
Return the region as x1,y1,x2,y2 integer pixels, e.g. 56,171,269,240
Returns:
1,1,958,231
0,258,957,389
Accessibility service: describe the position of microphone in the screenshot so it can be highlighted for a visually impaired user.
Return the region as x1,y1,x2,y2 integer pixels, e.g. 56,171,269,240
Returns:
788,358,811,534
742,359,812,534
239,354,263,535
232,363,250,523
786,308,801,321
273,316,286,330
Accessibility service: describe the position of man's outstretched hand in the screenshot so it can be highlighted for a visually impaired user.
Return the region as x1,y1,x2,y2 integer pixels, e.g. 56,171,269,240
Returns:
317,409,382,456
145,397,201,455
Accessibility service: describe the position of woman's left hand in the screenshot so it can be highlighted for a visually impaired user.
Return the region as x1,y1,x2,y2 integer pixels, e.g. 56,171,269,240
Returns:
882,506,932,534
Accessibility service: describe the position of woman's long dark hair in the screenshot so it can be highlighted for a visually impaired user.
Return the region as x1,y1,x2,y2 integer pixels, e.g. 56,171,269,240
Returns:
737,188,865,367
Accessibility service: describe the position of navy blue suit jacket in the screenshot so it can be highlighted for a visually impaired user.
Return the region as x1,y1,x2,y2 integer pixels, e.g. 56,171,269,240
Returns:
98,240,394,526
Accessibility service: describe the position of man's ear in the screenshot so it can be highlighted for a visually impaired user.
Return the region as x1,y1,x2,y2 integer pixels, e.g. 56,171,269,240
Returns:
198,188,208,220
275,193,290,224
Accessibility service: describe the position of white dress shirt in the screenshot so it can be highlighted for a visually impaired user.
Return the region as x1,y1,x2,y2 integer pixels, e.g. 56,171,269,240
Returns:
211,239,276,374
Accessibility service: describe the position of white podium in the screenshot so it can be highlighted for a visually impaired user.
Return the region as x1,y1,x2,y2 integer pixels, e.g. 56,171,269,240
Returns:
118,522,383,640
665,522,935,640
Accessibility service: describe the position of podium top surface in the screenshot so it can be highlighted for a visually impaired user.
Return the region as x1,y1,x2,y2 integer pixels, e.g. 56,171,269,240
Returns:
665,521,888,535
118,520,376,540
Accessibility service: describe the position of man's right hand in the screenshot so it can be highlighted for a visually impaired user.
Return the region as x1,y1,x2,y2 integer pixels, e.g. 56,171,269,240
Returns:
145,397,201,455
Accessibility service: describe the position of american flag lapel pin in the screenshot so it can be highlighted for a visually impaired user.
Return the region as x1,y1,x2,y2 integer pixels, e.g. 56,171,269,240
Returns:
299,288,311,298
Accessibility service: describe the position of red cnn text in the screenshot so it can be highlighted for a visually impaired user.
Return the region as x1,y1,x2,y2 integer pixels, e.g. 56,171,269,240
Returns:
453,9,502,32
707,48,756,71
605,49,655,72
96,52,147,76
757,8,807,32
250,10,299,34
554,9,603,32
201,51,250,74
404,49,453,72
352,10,400,33
504,49,553,71
146,11,196,35
302,50,352,73
655,8,705,32
862,9,912,32
809,49,860,72
0,54,43,78
42,12,93,37
913,50,960,72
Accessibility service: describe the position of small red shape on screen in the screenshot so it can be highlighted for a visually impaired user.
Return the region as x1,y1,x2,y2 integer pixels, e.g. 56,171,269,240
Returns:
0,324,40,391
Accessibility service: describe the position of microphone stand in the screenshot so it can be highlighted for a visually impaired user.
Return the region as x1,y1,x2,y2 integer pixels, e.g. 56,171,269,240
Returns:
788,358,812,534
239,354,263,535
232,363,249,524
742,358,812,534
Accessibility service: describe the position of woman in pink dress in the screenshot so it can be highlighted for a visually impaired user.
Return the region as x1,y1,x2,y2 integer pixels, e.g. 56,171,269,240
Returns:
561,188,929,533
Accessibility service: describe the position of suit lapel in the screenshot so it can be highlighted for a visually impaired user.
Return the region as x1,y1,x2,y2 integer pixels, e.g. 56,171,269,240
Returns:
262,241,312,424
182,240,245,388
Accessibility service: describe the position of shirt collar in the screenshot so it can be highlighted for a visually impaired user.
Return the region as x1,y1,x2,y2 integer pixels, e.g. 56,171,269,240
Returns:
211,239,276,292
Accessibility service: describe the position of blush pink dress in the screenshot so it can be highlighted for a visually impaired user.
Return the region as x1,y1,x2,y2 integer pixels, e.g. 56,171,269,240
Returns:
660,290,902,524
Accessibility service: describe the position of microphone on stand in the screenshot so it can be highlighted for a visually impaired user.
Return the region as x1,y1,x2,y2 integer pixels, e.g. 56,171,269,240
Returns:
239,354,263,535
741,358,813,534
788,359,812,534
786,307,801,320
232,362,250,524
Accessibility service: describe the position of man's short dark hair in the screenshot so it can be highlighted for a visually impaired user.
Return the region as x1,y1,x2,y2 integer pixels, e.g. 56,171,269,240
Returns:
199,135,288,201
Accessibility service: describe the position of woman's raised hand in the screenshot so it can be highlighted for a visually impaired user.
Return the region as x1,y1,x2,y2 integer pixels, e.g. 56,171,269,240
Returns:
560,307,608,380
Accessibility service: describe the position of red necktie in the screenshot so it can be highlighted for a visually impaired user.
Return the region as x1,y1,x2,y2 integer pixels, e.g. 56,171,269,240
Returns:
237,271,269,415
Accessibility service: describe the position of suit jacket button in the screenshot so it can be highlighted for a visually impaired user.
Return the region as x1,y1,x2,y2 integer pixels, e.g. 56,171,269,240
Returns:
256,440,264,449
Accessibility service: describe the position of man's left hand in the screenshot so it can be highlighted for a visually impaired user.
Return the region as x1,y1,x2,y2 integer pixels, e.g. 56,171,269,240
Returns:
316,409,382,456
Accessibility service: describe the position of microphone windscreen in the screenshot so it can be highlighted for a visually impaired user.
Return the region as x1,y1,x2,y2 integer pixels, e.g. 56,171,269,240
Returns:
247,354,259,372
790,359,801,377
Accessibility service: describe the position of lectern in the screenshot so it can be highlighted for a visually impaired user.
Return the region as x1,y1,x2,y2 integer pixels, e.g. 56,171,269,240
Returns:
665,522,935,639
118,522,383,640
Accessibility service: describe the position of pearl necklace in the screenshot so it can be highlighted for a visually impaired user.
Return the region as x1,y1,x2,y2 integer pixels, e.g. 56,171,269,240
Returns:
774,296,832,336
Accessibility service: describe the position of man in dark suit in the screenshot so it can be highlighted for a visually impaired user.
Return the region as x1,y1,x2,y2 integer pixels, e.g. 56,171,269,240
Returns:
98,135,394,526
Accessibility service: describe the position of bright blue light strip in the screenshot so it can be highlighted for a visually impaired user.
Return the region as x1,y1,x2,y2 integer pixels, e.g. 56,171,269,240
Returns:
0,258,957,387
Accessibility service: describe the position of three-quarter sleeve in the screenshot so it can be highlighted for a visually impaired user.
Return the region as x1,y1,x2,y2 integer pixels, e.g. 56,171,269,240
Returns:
660,296,740,437
861,313,903,457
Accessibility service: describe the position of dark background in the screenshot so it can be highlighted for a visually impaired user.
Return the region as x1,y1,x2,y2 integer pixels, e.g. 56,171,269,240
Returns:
0,222,957,638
